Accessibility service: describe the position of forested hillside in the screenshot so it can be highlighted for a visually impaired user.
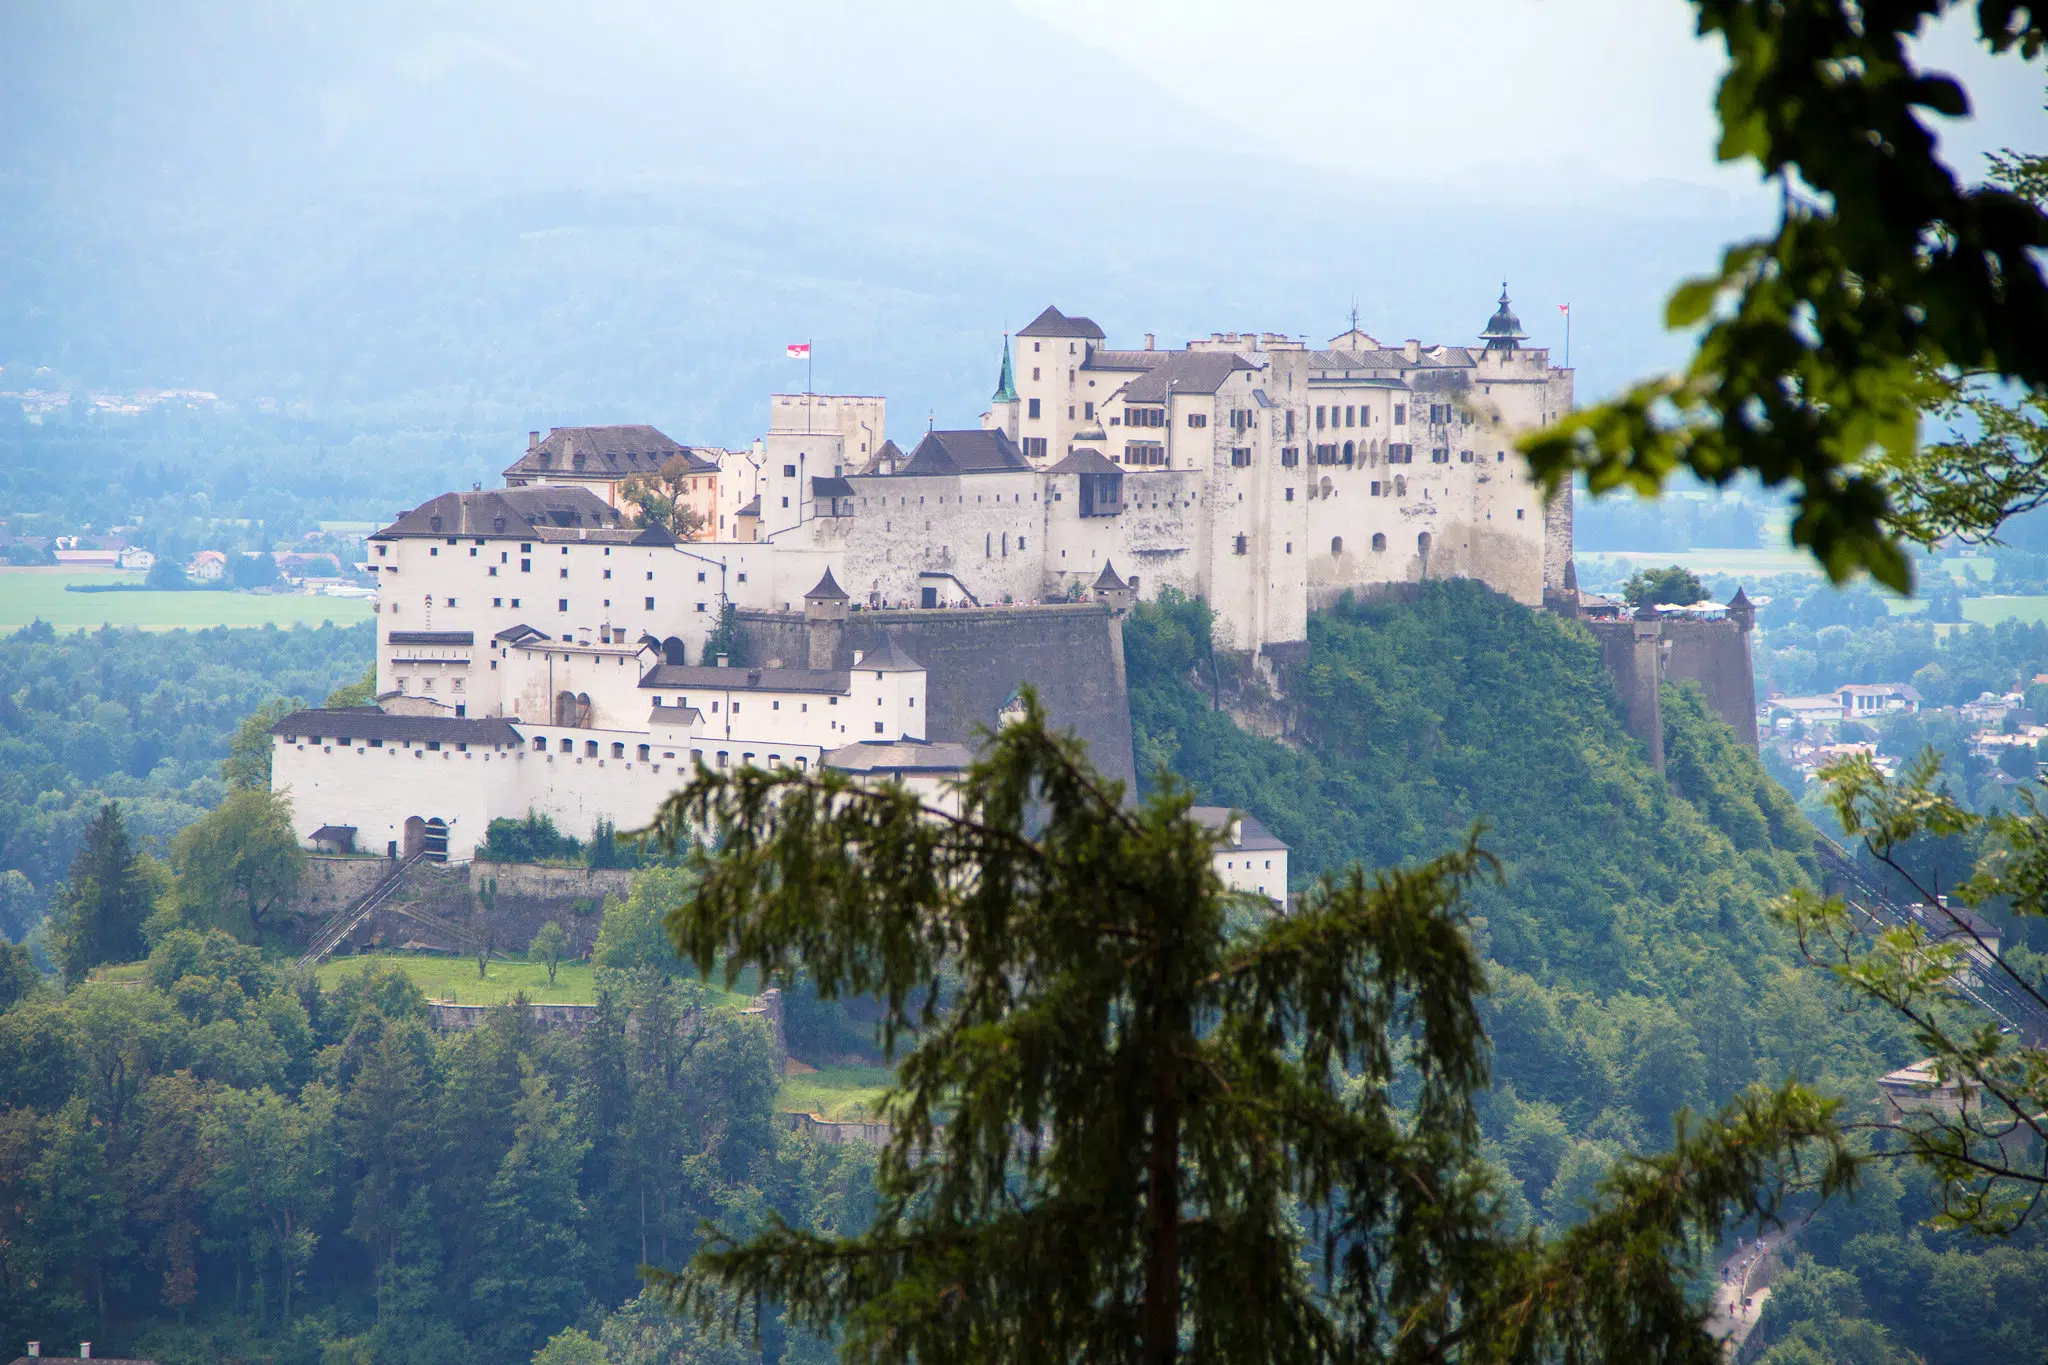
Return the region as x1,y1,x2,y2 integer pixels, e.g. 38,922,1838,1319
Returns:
0,621,371,932
1126,584,1907,1218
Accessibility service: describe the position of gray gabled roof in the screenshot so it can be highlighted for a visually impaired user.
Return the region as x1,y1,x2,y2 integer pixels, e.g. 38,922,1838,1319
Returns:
1083,349,1172,372
1189,806,1289,853
1116,351,1257,401
375,487,675,546
640,664,852,695
494,623,549,644
501,424,717,482
270,707,522,747
855,636,922,673
387,631,474,646
899,429,1032,476
1049,449,1122,475
1016,305,1106,340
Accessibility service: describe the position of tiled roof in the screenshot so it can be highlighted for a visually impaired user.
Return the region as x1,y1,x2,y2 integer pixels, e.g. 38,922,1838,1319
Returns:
897,430,1031,476
639,664,853,695
493,624,549,644
647,704,705,726
501,424,717,482
1016,305,1106,340
854,637,922,673
1115,352,1257,401
1048,449,1121,475
271,707,522,747
387,631,474,646
1189,806,1289,852
811,476,855,498
1083,349,1172,372
374,488,674,546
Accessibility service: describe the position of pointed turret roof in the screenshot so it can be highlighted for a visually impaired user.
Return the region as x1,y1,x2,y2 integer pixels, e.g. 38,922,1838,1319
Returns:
1480,282,1528,351
1727,585,1753,610
992,333,1018,404
805,567,849,602
1093,560,1129,591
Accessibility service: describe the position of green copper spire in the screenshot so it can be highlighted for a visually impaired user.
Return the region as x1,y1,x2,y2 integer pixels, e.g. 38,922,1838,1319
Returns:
992,332,1018,403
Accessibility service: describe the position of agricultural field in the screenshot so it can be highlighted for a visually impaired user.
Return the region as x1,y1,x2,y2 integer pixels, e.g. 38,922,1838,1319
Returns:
1580,547,1830,580
1962,595,2048,627
0,566,373,631
777,1062,897,1120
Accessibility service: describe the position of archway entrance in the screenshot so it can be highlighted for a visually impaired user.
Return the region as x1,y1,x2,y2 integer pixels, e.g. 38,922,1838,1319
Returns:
402,815,427,857
423,817,449,862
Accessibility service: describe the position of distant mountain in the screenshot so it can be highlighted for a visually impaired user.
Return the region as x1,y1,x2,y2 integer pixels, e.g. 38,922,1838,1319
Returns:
0,0,1769,449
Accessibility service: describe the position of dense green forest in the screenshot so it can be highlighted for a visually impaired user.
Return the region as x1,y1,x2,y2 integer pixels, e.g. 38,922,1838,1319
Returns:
1124,584,2046,1355
0,621,371,932
0,875,865,1365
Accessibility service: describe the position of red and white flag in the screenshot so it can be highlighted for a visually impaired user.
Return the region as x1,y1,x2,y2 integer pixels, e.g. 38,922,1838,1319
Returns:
1558,303,1570,315
786,343,810,359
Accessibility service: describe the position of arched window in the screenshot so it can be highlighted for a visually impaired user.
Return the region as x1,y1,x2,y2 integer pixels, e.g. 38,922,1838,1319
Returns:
611,742,625,759
532,737,546,752
1371,532,1387,552
554,690,579,726
1394,475,1407,497
559,738,573,754
637,744,651,762
1342,441,1354,464
986,533,992,558
1319,476,1334,499
1418,531,1432,554
1233,534,1249,555
576,692,593,726
585,740,599,757
661,635,687,666
1331,536,1344,555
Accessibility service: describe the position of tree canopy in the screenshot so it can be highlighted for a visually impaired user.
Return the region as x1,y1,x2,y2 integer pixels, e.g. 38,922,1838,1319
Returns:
1524,2,2048,589
641,693,1853,1365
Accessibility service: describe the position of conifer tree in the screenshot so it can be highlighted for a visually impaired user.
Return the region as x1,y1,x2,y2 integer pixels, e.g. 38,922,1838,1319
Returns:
51,802,150,985
642,693,1855,1365
471,1065,589,1359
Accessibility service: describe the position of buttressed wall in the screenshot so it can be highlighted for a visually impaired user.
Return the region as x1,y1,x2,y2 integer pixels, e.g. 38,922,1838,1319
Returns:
1583,612,1758,771
737,604,1137,790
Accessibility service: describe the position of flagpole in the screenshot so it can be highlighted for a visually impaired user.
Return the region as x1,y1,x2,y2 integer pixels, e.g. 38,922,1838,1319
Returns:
807,338,814,434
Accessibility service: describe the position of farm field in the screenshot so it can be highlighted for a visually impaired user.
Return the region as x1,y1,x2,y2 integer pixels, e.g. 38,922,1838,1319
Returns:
777,1062,896,1119
0,567,374,631
1962,595,2048,627
1579,547,1830,581
313,951,752,1008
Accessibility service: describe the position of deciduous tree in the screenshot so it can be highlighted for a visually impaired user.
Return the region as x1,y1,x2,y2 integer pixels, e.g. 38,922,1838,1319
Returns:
1524,4,2048,588
529,921,570,986
170,787,306,941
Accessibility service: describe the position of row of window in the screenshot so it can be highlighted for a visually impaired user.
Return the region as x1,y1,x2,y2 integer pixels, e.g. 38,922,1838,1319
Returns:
1124,406,1167,428
1232,530,1433,556
1123,443,1168,466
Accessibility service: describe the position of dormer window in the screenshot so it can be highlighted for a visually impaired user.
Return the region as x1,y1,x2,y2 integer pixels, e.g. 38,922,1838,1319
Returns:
429,516,443,532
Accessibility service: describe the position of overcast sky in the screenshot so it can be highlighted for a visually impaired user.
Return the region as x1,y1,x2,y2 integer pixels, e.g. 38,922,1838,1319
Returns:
1015,0,2043,197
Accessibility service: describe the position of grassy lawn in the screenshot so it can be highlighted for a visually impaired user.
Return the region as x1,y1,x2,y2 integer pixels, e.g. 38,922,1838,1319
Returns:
0,567,373,632
777,1063,897,1119
313,951,751,1007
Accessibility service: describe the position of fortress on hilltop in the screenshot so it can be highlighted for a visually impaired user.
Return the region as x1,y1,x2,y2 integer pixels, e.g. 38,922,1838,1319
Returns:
266,291,1583,886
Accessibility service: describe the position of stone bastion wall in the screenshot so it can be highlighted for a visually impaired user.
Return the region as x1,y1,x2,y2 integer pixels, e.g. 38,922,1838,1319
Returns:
736,602,1137,791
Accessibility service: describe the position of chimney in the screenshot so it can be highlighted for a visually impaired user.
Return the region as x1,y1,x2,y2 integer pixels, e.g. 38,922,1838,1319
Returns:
528,431,539,451
1143,333,1155,351
853,649,865,665
80,1345,89,1359
716,653,729,668
27,1343,38,1357
1403,339,1420,363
